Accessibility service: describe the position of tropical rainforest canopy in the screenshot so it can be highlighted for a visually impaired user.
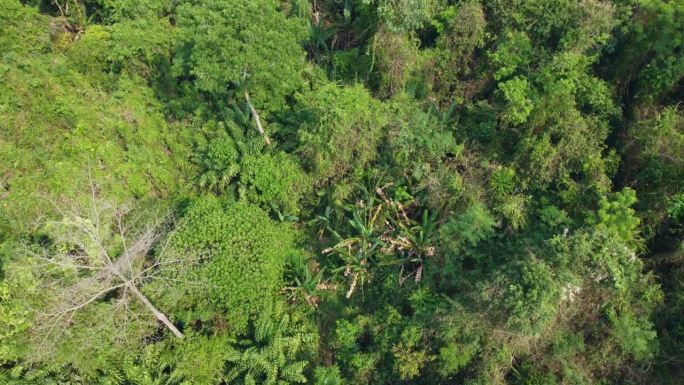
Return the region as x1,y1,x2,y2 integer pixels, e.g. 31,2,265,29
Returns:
0,0,683,384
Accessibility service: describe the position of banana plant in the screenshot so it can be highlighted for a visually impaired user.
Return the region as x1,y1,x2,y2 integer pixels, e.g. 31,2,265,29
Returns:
307,21,335,60
284,253,329,308
319,183,441,296
323,192,388,298
390,209,439,284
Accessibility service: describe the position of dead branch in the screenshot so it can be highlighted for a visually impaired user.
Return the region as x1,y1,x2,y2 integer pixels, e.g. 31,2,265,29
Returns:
244,90,271,145
126,283,183,338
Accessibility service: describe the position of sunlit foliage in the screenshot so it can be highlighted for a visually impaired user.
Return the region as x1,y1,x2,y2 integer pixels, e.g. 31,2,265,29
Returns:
1,0,682,384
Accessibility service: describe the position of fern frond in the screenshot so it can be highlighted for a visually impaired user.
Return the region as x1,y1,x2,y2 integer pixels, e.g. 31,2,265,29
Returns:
244,373,257,385
280,361,306,383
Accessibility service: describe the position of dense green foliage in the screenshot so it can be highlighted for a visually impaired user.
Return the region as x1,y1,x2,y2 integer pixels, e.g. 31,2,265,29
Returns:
151,196,296,334
172,0,307,115
1,0,683,384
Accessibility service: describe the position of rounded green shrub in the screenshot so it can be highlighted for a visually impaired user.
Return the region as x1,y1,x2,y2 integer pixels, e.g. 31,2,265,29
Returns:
160,196,296,334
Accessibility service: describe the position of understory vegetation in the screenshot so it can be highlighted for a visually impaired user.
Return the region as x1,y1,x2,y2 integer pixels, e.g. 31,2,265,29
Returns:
0,0,683,384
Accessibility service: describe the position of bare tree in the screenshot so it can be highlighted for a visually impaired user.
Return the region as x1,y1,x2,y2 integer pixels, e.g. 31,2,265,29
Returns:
28,180,188,356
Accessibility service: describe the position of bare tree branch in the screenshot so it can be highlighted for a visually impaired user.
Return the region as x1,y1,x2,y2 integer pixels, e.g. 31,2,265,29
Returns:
125,283,183,338
244,90,271,145
47,283,127,317
30,181,187,352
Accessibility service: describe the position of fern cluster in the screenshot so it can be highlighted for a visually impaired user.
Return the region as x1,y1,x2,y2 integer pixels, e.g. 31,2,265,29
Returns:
224,303,316,385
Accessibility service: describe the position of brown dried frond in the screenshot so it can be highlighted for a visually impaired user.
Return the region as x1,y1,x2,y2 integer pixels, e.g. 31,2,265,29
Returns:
346,272,358,299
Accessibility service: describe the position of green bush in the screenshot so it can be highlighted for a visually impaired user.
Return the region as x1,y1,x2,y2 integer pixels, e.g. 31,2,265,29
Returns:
434,1,487,103
371,27,422,97
498,76,535,125
172,0,307,115
239,152,310,215
157,196,297,334
364,0,438,33
501,257,561,334
295,81,388,183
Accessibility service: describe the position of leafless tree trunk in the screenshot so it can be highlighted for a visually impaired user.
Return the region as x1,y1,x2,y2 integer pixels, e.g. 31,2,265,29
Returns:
126,283,183,338
244,90,271,145
239,68,271,145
